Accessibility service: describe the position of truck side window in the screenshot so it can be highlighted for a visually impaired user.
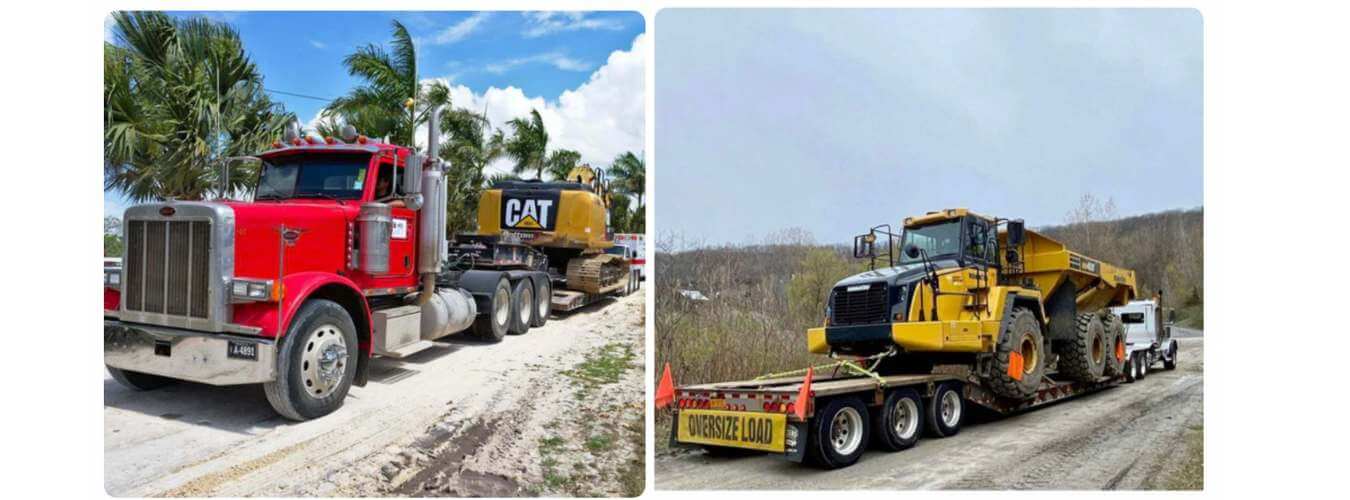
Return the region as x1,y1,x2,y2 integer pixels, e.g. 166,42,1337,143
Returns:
968,220,989,262
375,163,403,200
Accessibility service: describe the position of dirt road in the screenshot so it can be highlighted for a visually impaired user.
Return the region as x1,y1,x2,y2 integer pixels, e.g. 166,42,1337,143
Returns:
104,293,645,497
656,335,1203,490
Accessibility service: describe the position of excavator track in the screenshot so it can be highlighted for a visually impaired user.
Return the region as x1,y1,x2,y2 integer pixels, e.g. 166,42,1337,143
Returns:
565,254,630,295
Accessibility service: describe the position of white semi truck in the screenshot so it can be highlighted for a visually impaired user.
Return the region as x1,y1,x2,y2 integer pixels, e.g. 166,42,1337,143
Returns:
1111,296,1180,382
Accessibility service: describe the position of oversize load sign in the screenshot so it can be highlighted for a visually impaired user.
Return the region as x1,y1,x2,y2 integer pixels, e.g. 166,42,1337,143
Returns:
501,190,559,231
677,409,786,452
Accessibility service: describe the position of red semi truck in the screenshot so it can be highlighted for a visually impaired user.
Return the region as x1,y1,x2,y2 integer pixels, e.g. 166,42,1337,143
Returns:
104,109,550,420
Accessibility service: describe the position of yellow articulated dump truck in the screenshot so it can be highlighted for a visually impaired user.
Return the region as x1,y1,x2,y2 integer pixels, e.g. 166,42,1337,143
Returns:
663,208,1138,469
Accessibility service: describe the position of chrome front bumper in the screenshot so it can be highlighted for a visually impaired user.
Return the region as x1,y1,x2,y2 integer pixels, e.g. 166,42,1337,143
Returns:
104,320,277,385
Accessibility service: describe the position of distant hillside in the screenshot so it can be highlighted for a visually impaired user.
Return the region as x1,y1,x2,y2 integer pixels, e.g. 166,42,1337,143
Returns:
1038,207,1203,304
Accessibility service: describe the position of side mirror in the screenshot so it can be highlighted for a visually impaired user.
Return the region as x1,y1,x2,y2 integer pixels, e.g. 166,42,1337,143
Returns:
403,152,424,196
1167,309,1176,324
852,234,876,259
904,244,921,260
1007,219,1025,247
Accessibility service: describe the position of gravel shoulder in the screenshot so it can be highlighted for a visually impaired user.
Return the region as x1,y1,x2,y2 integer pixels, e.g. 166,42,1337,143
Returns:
104,292,646,497
655,335,1203,490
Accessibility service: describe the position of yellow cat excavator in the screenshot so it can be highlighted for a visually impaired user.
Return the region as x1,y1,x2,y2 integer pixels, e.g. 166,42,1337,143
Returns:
470,165,633,311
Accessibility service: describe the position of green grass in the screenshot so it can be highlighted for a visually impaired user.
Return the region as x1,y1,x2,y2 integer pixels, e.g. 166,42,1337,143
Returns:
565,342,636,387
585,434,615,452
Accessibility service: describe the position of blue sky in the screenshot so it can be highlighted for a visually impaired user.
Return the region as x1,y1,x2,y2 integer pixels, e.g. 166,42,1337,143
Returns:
105,11,646,217
656,9,1202,247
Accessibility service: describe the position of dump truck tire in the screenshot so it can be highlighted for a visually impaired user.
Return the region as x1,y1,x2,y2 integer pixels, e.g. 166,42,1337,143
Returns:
926,382,964,438
264,299,358,421
983,307,1044,399
1102,314,1127,378
1058,313,1108,382
469,278,511,342
805,397,869,469
871,388,924,451
507,279,533,335
107,367,175,391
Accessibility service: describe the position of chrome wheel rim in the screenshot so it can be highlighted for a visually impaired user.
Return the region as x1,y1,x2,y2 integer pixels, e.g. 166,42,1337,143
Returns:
536,283,550,320
300,323,347,398
940,390,962,427
518,285,533,326
829,407,864,455
493,285,510,326
892,398,919,439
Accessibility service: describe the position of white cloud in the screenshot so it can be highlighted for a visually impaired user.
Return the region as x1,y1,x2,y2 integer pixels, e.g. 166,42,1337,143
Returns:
419,33,646,178
483,52,593,74
308,39,326,50
522,12,624,38
423,12,491,46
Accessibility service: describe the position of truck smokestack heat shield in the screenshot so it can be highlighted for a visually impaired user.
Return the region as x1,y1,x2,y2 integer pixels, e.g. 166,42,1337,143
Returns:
358,203,392,274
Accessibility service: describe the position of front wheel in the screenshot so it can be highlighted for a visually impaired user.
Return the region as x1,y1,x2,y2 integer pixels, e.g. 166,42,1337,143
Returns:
263,299,358,421
107,367,175,391
1163,341,1178,370
805,397,869,469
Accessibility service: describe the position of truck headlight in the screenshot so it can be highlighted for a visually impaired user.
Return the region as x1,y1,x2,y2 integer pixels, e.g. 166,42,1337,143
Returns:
231,278,275,302
104,269,121,288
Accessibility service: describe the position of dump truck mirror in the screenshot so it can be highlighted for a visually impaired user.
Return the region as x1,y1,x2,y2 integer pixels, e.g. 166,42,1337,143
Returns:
905,244,921,260
1007,219,1025,246
853,234,876,259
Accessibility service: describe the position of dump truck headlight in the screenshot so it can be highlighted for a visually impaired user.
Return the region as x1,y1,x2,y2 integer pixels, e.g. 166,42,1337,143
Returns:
231,278,275,302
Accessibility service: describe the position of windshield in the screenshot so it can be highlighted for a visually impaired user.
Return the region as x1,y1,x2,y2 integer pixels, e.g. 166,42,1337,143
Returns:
255,153,371,200
899,220,963,264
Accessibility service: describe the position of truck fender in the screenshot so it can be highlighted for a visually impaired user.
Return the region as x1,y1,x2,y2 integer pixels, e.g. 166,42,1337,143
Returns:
456,269,510,313
267,272,374,387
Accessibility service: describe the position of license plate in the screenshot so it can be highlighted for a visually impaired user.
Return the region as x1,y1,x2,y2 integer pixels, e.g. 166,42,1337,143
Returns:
226,341,258,361
677,409,786,452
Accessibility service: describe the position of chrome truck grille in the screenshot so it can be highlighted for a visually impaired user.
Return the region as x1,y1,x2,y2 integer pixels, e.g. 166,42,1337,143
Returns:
829,282,889,326
120,203,235,332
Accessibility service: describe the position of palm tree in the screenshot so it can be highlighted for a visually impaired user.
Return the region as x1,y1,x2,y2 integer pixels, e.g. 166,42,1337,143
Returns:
439,108,506,234
544,150,583,181
327,20,438,147
504,109,550,179
609,151,645,207
104,11,293,202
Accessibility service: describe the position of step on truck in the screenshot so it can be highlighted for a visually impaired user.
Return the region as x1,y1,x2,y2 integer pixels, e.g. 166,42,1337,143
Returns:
1114,296,1180,382
663,208,1139,469
104,106,553,421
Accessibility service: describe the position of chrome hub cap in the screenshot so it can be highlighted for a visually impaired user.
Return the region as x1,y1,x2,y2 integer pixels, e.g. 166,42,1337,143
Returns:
829,407,864,455
519,286,533,326
537,283,550,319
941,390,962,427
301,324,347,398
892,399,919,439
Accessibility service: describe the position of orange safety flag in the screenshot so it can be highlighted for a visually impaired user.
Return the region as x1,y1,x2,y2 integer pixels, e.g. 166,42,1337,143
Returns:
1007,351,1024,381
655,363,675,409
794,367,814,420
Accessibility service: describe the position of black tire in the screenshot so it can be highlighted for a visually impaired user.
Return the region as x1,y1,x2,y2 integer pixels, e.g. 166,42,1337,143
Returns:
107,366,175,391
871,388,924,451
804,397,870,469
530,278,550,328
1058,313,1108,382
1136,352,1148,380
508,279,533,335
469,278,511,342
701,445,761,458
1123,354,1137,383
1163,341,1178,370
263,299,358,421
984,307,1044,399
926,382,964,438
1102,314,1127,378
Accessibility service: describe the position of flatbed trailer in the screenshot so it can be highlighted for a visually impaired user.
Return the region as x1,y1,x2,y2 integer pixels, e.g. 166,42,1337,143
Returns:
668,361,1122,469
448,234,632,314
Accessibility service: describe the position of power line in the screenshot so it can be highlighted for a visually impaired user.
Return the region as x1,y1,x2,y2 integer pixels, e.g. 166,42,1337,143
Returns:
263,88,334,102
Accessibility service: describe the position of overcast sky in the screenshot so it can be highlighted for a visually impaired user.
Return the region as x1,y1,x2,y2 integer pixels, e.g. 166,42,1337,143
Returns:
656,9,1201,247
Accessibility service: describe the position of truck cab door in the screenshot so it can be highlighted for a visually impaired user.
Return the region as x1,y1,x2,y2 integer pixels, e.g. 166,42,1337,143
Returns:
374,160,417,279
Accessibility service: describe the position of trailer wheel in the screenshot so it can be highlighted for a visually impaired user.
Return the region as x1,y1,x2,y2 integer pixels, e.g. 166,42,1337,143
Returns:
263,299,358,421
805,397,869,469
1058,313,1108,382
926,382,964,438
1101,315,1127,378
871,388,924,451
107,367,175,391
469,278,511,342
1163,341,1178,370
508,279,533,335
984,307,1044,399
530,278,550,328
